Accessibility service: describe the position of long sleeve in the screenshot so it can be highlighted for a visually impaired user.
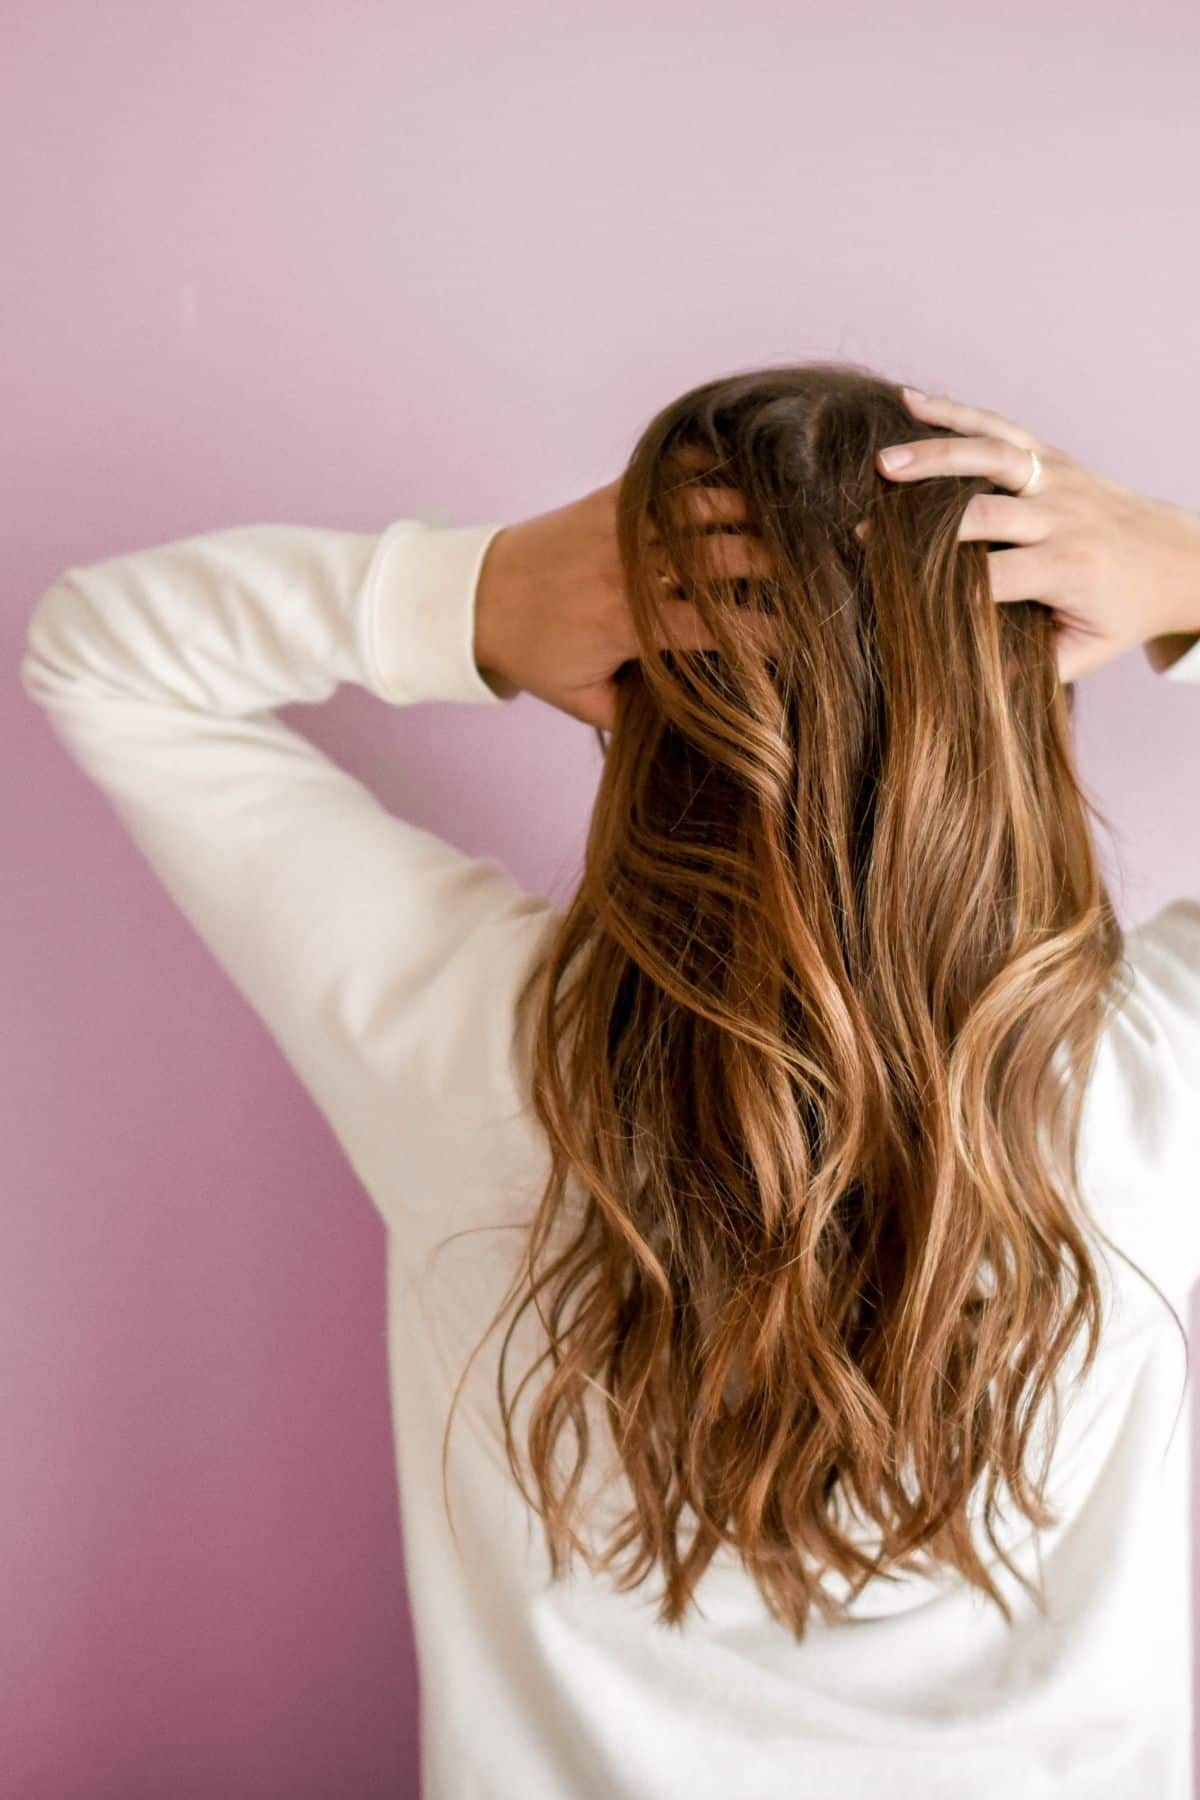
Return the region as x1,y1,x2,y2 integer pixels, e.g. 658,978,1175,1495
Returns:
19,519,559,1232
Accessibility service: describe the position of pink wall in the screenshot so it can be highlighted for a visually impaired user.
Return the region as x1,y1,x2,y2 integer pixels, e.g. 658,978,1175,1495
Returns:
5,2,1198,1793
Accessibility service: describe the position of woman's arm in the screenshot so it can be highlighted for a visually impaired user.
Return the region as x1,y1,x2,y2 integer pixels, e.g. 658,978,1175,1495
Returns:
20,519,559,1231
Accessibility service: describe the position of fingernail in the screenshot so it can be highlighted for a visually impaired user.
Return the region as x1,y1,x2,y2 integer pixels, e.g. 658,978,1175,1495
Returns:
902,386,926,404
878,446,913,471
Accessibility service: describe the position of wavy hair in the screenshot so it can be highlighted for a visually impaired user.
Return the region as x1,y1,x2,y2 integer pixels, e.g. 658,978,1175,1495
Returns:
443,362,1183,1639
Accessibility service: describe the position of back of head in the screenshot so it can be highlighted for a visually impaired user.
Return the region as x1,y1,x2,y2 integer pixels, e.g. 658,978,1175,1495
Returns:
457,362,1161,1640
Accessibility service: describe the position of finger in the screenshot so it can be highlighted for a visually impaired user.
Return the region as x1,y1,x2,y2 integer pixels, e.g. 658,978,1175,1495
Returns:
977,547,1110,686
955,493,1050,545
648,596,779,658
657,533,775,585
667,443,735,480
696,532,774,580
647,598,721,655
659,485,750,530
878,434,1042,494
900,388,1040,452
983,545,1053,605
980,548,1092,684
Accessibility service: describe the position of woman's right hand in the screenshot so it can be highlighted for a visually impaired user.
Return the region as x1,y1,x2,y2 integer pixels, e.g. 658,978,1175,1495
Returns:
875,388,1200,683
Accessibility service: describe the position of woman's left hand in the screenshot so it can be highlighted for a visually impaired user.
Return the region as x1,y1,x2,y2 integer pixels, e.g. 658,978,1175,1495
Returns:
474,477,772,730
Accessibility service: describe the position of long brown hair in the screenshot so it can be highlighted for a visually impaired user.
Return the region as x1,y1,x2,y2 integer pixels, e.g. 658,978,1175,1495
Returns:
444,362,1182,1638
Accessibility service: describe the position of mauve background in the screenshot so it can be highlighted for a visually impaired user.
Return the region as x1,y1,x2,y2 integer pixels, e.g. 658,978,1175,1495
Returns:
4,1,1199,1794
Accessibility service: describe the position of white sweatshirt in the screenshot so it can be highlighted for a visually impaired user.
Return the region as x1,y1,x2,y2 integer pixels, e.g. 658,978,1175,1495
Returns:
19,518,1200,1800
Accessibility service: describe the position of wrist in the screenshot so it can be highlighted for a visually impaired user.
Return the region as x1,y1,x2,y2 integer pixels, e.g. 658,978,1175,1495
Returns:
1148,499,1200,641
473,527,523,700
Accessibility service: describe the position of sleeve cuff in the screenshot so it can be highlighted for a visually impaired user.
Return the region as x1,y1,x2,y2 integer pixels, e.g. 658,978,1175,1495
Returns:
1161,632,1200,684
363,519,512,707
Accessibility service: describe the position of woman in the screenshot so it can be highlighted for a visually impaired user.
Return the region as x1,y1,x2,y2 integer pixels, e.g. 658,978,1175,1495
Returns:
21,366,1200,1798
